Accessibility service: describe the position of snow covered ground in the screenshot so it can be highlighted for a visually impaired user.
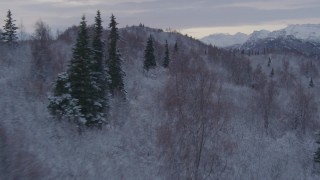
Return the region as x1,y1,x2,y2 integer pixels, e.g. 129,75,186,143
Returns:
0,26,320,179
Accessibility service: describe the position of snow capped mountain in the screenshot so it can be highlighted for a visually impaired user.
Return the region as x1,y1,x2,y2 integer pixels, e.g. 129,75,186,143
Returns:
201,32,248,47
239,25,320,58
276,24,320,42
201,24,320,47
247,30,270,42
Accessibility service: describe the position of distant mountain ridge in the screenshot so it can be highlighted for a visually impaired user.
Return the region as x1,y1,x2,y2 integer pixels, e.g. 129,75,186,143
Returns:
201,32,249,47
201,24,320,47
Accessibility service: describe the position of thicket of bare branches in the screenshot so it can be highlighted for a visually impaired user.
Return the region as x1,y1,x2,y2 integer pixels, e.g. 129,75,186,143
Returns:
158,53,231,179
0,126,49,179
289,83,318,134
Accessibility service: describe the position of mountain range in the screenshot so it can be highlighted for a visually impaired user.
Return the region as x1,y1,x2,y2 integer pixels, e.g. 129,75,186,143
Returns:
201,24,320,47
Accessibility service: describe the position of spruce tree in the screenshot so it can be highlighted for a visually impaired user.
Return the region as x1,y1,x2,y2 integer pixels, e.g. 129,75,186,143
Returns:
315,133,320,164
48,73,84,125
2,9,18,45
163,40,170,68
49,15,108,129
270,68,274,77
90,10,108,126
48,72,70,116
107,14,125,95
68,15,94,126
268,57,271,67
309,77,314,88
174,40,178,53
144,35,156,71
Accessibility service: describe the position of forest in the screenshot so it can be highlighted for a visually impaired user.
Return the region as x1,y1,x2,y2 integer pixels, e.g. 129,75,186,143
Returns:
1,9,320,179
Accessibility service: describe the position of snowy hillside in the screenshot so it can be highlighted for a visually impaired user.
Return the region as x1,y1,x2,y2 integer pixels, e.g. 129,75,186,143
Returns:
1,21,320,180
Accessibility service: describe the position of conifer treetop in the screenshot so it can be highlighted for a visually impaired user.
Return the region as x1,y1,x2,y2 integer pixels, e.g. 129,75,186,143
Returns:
107,14,125,96
2,9,19,44
163,40,170,68
144,35,156,71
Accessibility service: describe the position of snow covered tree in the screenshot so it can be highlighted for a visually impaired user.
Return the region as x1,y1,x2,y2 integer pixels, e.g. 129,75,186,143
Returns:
1,9,18,45
270,68,274,77
174,40,178,53
67,15,97,126
48,16,90,127
163,40,170,68
144,35,156,71
252,64,267,91
290,83,317,134
48,72,70,117
107,14,125,96
268,57,271,67
309,78,314,88
48,72,84,127
256,80,278,130
49,15,110,129
314,133,320,164
30,20,53,94
279,60,296,91
89,10,109,126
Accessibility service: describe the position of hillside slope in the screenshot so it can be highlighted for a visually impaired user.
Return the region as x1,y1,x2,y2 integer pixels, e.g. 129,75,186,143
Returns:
0,25,320,179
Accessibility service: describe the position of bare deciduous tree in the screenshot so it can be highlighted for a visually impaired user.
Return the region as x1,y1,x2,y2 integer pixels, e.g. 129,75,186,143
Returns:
0,126,49,179
279,60,296,91
29,20,53,95
158,55,230,180
256,80,279,131
251,64,267,91
300,60,319,79
289,83,317,134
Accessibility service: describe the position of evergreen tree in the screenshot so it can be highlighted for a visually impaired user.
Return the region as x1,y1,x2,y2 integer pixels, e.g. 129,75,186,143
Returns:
90,10,108,126
268,57,271,67
67,15,94,125
144,35,156,71
163,40,170,68
270,68,274,77
315,133,320,164
48,73,84,125
174,40,178,52
309,77,314,88
1,9,18,45
49,15,110,129
107,14,125,95
48,72,71,117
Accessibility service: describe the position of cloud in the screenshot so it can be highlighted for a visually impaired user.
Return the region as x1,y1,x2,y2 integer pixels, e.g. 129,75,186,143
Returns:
0,0,320,37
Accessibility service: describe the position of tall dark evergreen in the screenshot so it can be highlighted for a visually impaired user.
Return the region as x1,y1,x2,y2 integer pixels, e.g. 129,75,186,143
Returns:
163,40,170,68
309,77,314,88
107,14,125,95
90,10,108,126
67,15,95,126
2,9,18,45
315,133,320,164
144,35,156,71
49,15,110,130
268,57,271,67
270,68,274,77
174,40,178,53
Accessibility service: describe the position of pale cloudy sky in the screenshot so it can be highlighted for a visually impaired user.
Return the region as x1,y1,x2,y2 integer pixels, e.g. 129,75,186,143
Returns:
1,0,320,38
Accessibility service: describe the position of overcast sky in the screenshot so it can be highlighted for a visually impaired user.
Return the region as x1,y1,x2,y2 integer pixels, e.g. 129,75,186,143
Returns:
1,0,320,38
